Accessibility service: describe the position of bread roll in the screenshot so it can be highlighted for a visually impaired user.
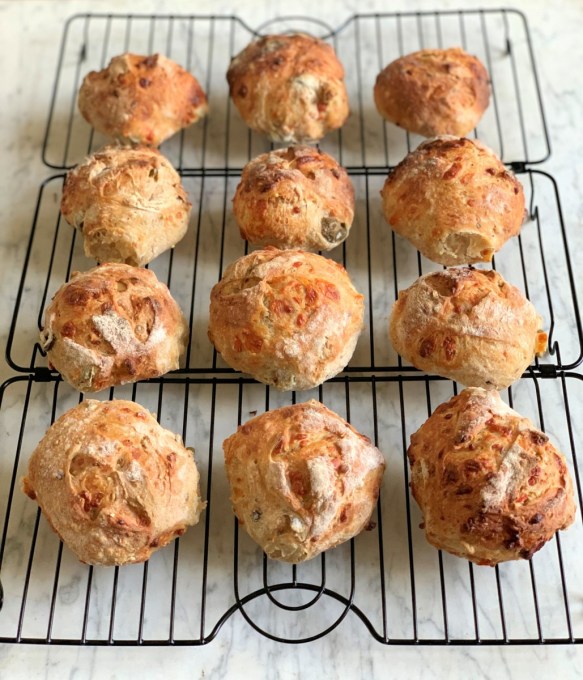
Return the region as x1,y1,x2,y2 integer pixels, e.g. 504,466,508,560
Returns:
22,399,203,566
40,263,189,392
381,137,525,265
232,145,354,251
226,34,349,143
374,47,490,137
389,268,547,390
78,53,208,146
224,400,385,562
208,248,364,391
61,145,191,266
408,388,576,566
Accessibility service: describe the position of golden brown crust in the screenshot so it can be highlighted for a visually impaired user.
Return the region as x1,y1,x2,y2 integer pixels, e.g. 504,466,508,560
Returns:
389,268,547,390
21,400,204,566
374,47,490,137
223,400,385,563
381,137,525,265
408,388,576,566
78,53,208,146
40,263,189,392
232,145,354,251
61,145,191,266
226,34,349,142
208,248,364,391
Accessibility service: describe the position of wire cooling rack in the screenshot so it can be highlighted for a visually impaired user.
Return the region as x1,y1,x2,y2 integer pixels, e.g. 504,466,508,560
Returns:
1,10,582,646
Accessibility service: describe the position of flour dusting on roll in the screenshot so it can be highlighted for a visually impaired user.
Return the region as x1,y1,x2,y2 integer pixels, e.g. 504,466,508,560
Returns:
208,248,364,391
374,47,490,137
233,145,354,251
227,34,349,143
408,388,575,566
22,400,204,566
389,267,547,389
224,400,385,563
381,137,525,266
40,263,189,392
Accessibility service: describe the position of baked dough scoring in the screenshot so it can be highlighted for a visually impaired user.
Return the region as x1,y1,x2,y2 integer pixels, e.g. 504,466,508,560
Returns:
61,145,191,266
233,145,355,251
381,137,525,266
22,399,203,566
208,248,364,391
374,47,490,137
78,53,208,146
223,400,385,562
408,388,576,566
40,263,189,392
389,268,547,390
227,33,349,142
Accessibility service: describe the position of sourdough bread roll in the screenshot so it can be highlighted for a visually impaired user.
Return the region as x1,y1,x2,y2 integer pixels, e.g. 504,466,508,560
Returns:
226,34,349,142
408,388,576,566
78,53,208,146
381,137,525,265
233,145,354,251
40,263,189,392
61,145,191,267
223,400,385,563
22,399,203,566
208,248,364,391
374,47,490,137
389,268,547,390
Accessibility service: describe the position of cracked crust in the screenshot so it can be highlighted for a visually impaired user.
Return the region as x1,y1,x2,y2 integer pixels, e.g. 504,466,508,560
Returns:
78,53,208,146
40,263,189,392
22,399,204,566
226,34,349,142
61,145,191,266
381,136,525,266
223,400,385,563
408,388,576,566
208,248,364,391
232,145,354,251
374,47,490,137
389,268,547,390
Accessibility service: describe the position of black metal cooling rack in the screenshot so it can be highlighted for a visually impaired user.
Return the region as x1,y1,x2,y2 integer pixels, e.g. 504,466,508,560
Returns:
1,10,582,646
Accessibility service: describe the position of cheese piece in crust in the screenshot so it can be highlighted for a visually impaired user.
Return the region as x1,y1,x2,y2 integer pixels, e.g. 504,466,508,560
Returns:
381,137,525,266
78,53,208,146
208,248,364,391
61,145,191,267
40,263,189,392
389,268,547,390
233,145,355,251
374,47,490,137
22,399,204,566
227,34,349,143
223,400,385,563
408,388,576,566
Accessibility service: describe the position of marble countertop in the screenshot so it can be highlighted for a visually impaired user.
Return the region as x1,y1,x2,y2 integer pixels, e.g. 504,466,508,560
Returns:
0,0,582,677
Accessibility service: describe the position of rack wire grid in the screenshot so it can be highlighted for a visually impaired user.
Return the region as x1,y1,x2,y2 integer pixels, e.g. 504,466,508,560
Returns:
1,10,582,646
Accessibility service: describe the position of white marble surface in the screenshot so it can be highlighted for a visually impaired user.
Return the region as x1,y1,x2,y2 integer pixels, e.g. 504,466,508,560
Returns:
0,0,582,677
